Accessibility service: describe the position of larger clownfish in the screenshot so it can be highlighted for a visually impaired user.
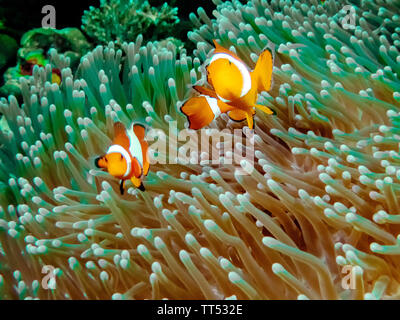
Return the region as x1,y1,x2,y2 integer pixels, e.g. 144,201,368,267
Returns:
95,122,149,194
181,40,275,130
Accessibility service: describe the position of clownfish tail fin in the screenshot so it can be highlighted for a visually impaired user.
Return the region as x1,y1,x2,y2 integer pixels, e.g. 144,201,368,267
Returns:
252,43,275,93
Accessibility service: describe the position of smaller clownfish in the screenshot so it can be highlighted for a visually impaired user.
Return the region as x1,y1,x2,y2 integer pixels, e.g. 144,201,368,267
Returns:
181,40,275,130
95,122,149,194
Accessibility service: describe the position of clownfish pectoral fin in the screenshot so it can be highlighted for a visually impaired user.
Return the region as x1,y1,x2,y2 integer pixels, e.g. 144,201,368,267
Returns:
120,180,125,195
193,85,218,99
255,104,276,115
245,111,254,130
181,95,234,130
251,46,274,93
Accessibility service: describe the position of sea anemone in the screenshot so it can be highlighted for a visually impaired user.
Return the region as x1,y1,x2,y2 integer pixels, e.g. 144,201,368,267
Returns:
0,0,400,300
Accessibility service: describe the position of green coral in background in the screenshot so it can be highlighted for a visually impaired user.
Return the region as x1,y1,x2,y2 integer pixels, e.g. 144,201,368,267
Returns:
82,0,180,45
0,34,17,72
0,20,18,72
0,28,91,99
20,28,92,66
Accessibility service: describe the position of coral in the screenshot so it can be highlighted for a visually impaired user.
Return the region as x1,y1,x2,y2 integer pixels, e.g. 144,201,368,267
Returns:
0,21,18,72
81,0,180,46
20,28,91,64
0,20,18,74
0,0,400,300
0,28,91,99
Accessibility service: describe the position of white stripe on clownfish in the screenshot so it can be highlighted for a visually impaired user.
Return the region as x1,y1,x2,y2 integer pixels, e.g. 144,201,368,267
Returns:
200,95,221,119
126,124,144,168
106,144,132,178
209,52,252,98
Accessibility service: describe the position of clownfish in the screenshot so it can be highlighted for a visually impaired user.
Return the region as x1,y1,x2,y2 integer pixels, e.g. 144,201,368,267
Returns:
181,40,275,130
95,122,149,194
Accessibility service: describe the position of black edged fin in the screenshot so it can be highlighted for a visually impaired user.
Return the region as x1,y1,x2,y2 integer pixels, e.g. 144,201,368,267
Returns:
138,182,145,192
120,180,125,195
180,99,193,129
94,157,101,168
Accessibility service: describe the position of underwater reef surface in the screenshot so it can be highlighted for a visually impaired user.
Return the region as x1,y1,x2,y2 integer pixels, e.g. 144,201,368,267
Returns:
82,0,180,45
0,0,400,300
0,28,92,99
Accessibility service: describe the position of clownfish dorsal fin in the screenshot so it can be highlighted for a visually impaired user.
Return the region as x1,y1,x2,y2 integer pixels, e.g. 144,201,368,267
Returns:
113,122,126,139
112,122,130,148
212,39,225,52
211,40,245,64
133,124,146,141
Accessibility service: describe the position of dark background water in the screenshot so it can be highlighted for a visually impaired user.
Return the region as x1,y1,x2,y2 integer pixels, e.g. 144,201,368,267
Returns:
0,0,216,40
0,0,217,86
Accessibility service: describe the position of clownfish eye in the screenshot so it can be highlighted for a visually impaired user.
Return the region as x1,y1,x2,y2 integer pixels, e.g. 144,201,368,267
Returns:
120,154,123,161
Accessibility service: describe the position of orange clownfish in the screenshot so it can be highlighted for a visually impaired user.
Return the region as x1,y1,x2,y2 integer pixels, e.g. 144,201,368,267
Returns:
95,122,149,194
181,40,275,130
